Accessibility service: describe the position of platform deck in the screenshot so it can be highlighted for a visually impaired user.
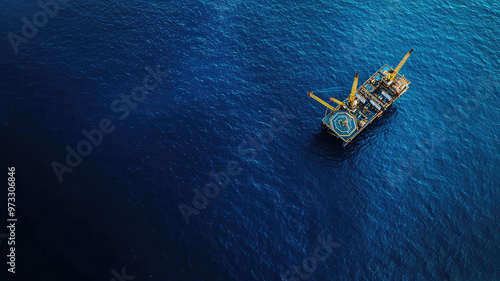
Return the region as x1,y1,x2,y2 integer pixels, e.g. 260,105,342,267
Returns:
321,64,410,145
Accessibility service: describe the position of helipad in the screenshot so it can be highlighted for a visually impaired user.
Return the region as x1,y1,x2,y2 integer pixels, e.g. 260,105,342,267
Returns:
329,111,357,137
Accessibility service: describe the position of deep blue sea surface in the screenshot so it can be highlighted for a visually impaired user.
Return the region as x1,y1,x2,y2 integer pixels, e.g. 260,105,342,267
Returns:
0,0,499,280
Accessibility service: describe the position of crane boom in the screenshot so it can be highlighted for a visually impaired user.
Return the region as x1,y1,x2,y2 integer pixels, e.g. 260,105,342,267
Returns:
388,48,413,81
307,92,336,111
348,71,359,108
329,97,345,106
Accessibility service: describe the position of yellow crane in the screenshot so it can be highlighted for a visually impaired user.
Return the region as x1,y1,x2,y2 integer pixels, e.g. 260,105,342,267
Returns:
387,48,413,81
348,71,359,108
329,97,345,106
307,92,337,111
307,71,359,111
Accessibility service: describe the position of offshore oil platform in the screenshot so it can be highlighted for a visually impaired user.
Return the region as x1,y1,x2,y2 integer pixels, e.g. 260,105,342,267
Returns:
307,49,413,146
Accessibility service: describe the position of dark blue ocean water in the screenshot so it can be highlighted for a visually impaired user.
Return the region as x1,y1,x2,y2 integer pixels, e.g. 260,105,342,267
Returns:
0,0,499,280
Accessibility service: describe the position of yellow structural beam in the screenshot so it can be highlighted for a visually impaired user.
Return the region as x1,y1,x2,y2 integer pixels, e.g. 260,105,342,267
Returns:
329,97,345,106
388,48,413,81
348,71,359,108
307,92,336,111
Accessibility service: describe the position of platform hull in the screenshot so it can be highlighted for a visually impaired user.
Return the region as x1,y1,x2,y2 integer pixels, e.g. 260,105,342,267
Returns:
322,64,410,146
